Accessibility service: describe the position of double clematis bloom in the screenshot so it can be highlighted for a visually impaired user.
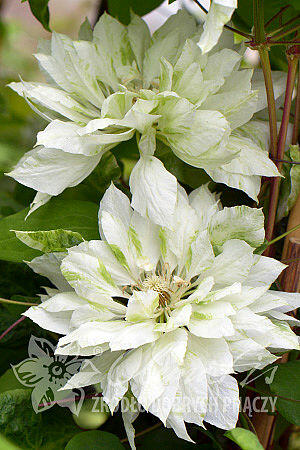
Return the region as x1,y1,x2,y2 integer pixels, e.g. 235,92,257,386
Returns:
22,183,300,447
7,10,283,225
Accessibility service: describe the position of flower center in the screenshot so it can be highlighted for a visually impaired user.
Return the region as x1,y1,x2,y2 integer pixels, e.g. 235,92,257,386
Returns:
141,274,172,307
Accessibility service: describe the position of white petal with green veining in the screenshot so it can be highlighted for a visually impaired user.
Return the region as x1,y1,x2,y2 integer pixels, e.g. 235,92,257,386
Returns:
197,0,237,54
129,155,178,228
208,206,265,252
7,146,101,196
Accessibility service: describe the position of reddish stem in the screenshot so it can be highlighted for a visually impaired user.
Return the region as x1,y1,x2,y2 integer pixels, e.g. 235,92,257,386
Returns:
265,6,291,29
264,55,299,255
0,316,26,341
292,66,300,145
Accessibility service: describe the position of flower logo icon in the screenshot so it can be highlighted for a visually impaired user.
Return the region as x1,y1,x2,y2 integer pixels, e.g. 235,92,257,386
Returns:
12,335,85,415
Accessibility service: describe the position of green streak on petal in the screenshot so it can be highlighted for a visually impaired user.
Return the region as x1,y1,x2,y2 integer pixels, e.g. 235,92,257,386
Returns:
109,244,130,271
159,228,167,258
128,226,142,256
193,312,213,320
97,260,117,287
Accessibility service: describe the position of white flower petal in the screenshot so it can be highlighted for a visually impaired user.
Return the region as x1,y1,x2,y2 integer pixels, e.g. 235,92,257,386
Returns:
201,69,257,130
245,255,286,287
203,48,241,81
24,304,72,335
162,185,199,271
267,320,300,351
129,155,178,227
188,315,234,338
205,239,254,286
103,348,143,412
165,304,192,331
205,375,239,430
26,192,52,218
252,69,288,112
129,211,160,271
126,290,159,322
62,351,123,390
37,120,134,156
229,338,278,372
166,414,195,443
208,206,265,253
220,134,281,177
36,32,105,108
185,230,215,280
143,10,197,87
93,13,133,81
198,1,237,54
189,184,221,230
61,241,132,308
131,329,188,423
268,290,300,313
27,253,69,291
9,81,97,122
57,320,159,355
122,401,139,450
188,335,233,376
99,184,141,276
205,166,261,201
127,13,151,72
7,146,101,196
158,97,232,168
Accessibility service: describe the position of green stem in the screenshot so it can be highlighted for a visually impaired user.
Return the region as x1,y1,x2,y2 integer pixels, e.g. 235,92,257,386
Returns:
264,56,298,252
270,23,300,41
292,65,300,145
268,40,300,46
253,0,278,161
244,384,300,403
266,223,300,247
240,412,258,436
269,15,300,37
253,0,265,43
259,48,278,160
120,423,162,443
0,297,38,306
265,6,291,29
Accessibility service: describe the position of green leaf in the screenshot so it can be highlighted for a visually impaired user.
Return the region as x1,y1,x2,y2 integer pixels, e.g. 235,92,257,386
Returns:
0,198,99,263
23,1,51,31
0,388,80,449
108,0,164,25
14,229,84,253
0,369,27,394
0,389,42,448
0,260,50,376
0,433,20,449
65,431,125,450
269,361,300,425
225,428,263,450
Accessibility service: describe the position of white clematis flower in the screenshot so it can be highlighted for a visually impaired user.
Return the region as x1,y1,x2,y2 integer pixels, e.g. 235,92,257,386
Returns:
7,10,283,224
198,1,238,54
22,183,300,447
